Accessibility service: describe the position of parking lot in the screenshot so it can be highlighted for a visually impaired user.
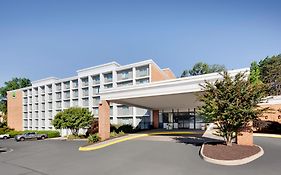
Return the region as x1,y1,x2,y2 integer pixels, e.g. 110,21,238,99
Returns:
0,136,281,175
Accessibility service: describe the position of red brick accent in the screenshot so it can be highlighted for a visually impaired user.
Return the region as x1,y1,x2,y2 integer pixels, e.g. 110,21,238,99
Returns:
7,90,23,131
237,122,253,146
153,110,159,128
259,104,281,124
98,100,110,141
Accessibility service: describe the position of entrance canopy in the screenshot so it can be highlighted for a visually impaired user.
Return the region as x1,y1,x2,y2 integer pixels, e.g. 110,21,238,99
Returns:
99,68,248,111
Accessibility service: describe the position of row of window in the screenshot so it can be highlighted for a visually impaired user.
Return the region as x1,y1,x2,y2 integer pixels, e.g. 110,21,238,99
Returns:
23,65,150,97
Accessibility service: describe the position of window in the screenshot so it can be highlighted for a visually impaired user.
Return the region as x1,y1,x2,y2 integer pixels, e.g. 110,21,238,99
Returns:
42,119,45,126
40,86,45,94
64,82,70,90
56,101,62,108
35,119,39,126
72,80,78,88
117,117,133,125
29,119,32,126
73,99,78,106
42,111,45,118
93,97,100,106
117,105,132,116
29,98,32,103
93,107,99,116
64,91,70,99
136,65,149,77
81,77,89,87
41,103,45,110
35,104,39,110
48,102,52,109
103,73,113,83
24,113,28,118
136,78,149,85
48,94,52,101
104,84,113,89
92,75,100,85
47,85,52,93
56,83,61,91
42,95,45,102
24,106,28,112
34,88,38,95
93,87,100,94
35,96,39,103
56,92,62,100
117,69,132,81
64,100,70,108
72,90,78,98
82,88,89,97
82,98,89,106
24,90,28,96
24,119,28,127
117,81,133,87
48,111,52,119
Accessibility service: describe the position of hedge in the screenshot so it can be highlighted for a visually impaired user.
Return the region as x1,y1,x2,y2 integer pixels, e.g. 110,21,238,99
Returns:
6,130,60,138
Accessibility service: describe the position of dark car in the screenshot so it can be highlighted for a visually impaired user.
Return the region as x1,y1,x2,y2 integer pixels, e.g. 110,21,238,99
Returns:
15,132,48,142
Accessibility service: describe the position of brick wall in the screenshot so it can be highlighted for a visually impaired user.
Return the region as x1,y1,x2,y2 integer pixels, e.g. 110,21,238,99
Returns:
7,90,23,131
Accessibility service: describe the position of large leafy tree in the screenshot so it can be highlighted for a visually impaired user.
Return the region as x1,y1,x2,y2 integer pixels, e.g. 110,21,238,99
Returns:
259,54,281,95
52,107,93,136
181,62,225,77
198,71,267,146
0,78,31,117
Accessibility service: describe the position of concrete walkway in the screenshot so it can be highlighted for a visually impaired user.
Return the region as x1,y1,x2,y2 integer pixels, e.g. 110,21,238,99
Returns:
79,129,204,151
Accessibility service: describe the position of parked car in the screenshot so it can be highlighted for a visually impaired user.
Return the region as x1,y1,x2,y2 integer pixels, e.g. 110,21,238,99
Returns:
0,134,10,139
15,132,48,142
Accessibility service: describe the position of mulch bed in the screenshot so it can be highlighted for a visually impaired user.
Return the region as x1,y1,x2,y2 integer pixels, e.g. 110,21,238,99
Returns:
203,143,261,160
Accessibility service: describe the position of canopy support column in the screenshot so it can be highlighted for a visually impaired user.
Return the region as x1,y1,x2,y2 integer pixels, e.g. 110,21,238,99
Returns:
98,100,110,141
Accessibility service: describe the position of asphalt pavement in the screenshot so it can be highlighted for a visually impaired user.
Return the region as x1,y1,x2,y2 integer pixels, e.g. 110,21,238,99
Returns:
0,136,280,175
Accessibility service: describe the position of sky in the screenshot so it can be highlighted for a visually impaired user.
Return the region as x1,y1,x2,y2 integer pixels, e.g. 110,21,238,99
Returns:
0,0,280,85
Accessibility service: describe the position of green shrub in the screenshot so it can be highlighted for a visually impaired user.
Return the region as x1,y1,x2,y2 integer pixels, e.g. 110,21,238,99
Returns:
88,133,100,143
23,130,60,138
110,125,118,132
0,127,14,134
67,135,80,140
7,130,23,137
256,121,281,134
5,130,60,138
110,131,118,137
117,124,134,133
118,131,125,136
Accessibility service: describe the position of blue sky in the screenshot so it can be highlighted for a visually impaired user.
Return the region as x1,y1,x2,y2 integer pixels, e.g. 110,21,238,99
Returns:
0,0,280,85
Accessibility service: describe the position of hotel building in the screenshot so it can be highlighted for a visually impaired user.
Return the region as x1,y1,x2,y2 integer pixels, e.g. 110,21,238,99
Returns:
7,60,175,132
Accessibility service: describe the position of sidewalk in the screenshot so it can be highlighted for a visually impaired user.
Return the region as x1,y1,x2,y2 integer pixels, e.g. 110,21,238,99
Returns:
79,133,148,151
79,129,204,151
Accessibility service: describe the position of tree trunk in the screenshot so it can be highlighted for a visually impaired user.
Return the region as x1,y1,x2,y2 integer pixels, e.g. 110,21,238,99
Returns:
70,128,79,136
225,133,232,146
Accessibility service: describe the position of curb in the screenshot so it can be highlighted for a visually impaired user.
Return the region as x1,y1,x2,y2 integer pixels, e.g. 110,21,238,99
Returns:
254,133,281,139
200,143,264,166
79,134,148,151
148,131,204,135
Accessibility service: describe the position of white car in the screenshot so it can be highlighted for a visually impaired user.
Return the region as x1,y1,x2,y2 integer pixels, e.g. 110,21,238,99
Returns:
0,134,10,139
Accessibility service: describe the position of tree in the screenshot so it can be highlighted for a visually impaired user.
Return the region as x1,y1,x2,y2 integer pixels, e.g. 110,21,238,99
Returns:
249,61,262,85
181,62,225,77
52,107,93,136
0,78,31,123
258,54,281,95
198,71,267,146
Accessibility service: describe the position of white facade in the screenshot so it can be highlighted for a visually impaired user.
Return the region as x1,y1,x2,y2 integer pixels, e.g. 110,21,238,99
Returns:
21,60,159,131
